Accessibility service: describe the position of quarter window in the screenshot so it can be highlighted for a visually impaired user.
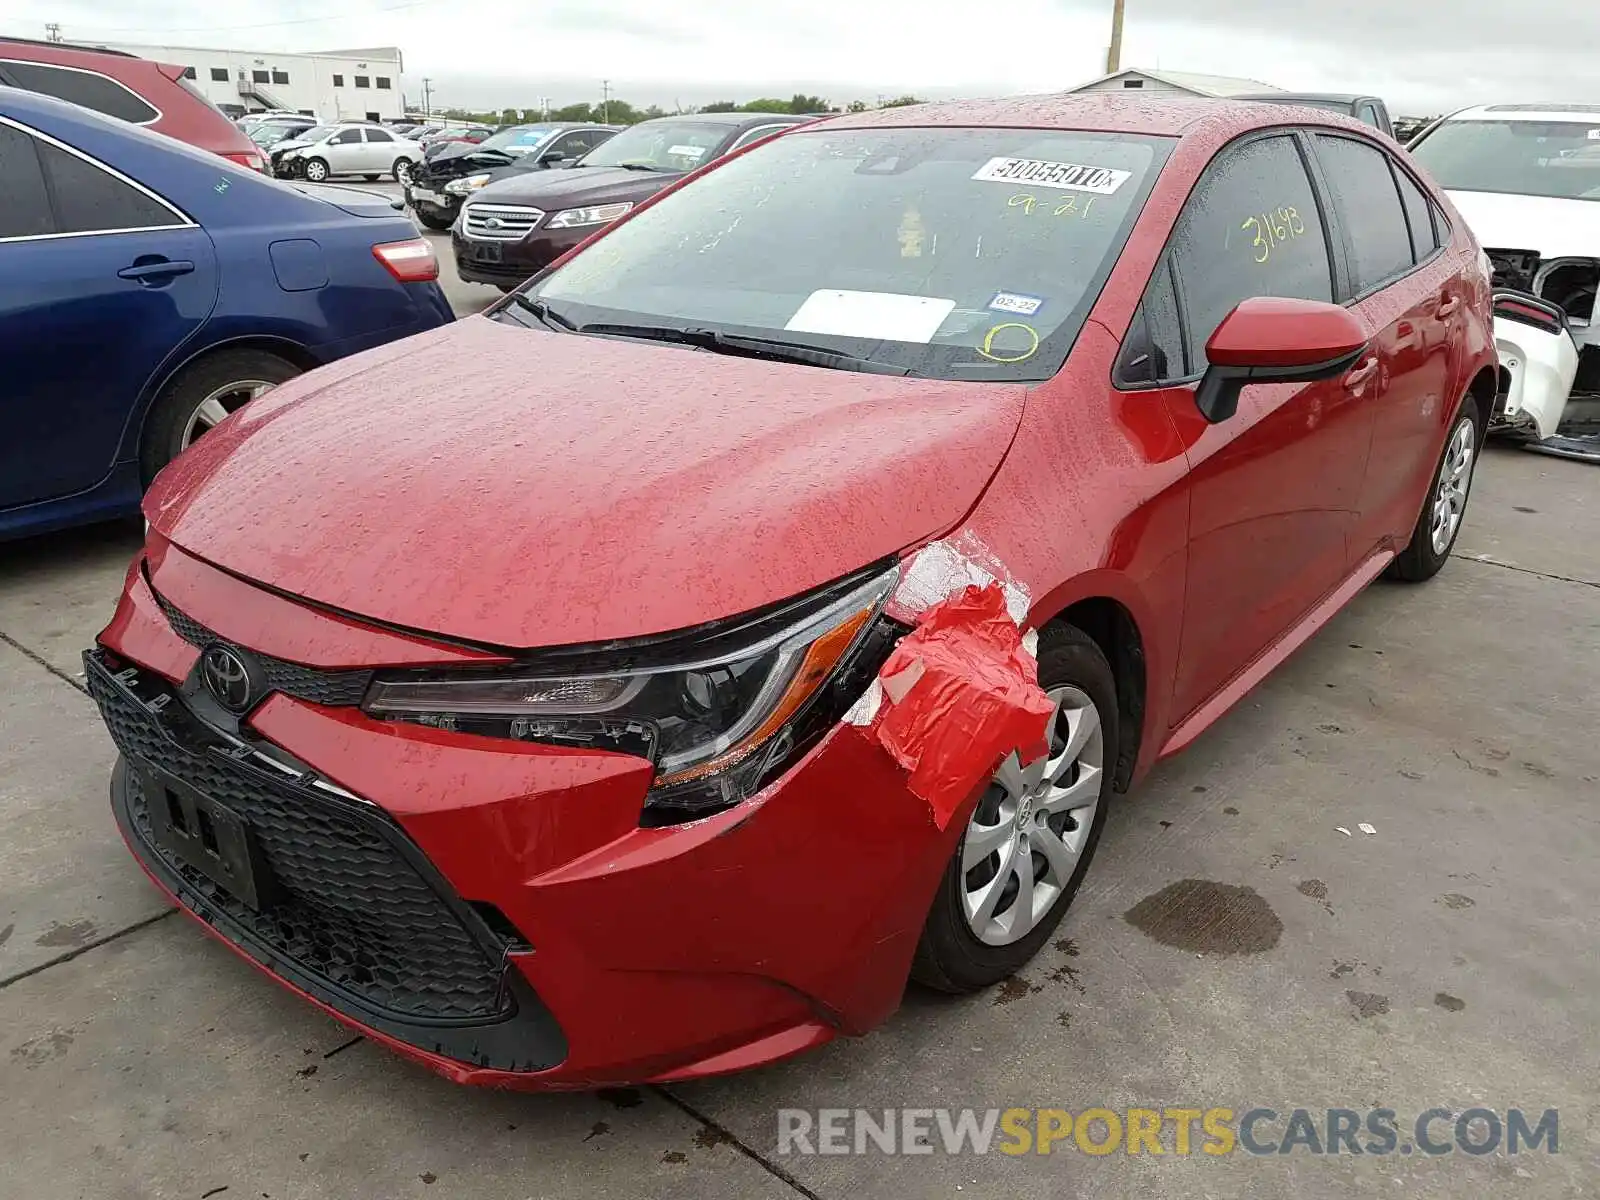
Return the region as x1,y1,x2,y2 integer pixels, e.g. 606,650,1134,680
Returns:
1116,258,1186,385
0,123,54,239
1314,134,1414,294
1393,166,1440,263
1,60,160,125
1169,134,1333,367
34,139,183,234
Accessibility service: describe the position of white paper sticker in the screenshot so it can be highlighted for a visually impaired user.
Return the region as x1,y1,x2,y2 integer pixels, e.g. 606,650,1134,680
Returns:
972,156,1131,194
784,289,955,343
668,144,708,158
988,291,1044,316
1589,129,1600,140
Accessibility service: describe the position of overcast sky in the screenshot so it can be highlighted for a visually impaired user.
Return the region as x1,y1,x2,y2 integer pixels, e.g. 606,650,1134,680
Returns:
12,0,1600,116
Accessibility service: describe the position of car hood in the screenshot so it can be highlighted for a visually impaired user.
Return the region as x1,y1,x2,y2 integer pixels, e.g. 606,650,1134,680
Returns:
144,317,1026,649
1445,189,1600,260
470,165,682,209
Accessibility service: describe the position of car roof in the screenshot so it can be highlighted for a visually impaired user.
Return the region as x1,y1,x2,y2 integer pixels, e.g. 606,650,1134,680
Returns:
654,111,809,128
1234,92,1373,105
819,92,1365,138
0,35,135,59
1448,103,1600,122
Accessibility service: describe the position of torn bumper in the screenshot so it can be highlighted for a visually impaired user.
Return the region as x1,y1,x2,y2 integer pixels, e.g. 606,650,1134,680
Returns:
1493,292,1581,440
88,561,970,1088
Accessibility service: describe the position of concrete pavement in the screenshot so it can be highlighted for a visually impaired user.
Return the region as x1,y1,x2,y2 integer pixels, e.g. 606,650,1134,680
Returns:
2,424,1596,1199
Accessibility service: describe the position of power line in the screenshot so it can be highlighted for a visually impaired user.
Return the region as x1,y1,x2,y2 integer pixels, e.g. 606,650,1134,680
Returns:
32,0,431,39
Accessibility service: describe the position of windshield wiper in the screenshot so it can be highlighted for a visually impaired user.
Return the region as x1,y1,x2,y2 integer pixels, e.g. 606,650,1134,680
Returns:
577,322,910,375
508,294,577,332
615,162,666,172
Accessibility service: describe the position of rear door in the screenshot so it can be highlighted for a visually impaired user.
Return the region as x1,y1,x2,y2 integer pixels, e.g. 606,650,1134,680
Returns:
1150,132,1379,721
0,118,218,508
1310,132,1460,552
362,126,396,171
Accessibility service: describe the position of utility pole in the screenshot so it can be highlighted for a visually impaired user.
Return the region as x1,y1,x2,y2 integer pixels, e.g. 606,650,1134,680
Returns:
1106,0,1125,73
538,96,550,120
421,77,433,119
44,22,62,42
601,79,611,124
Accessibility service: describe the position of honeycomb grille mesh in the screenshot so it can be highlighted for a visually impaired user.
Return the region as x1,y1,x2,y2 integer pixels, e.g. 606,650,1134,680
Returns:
88,659,510,1021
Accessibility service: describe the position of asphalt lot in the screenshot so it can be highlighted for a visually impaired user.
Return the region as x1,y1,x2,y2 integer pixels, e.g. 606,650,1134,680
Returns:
2,235,1598,1195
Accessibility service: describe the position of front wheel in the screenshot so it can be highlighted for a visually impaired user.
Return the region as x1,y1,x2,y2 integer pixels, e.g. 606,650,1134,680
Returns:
302,157,329,182
393,158,415,185
911,623,1118,993
1386,400,1479,582
414,208,453,231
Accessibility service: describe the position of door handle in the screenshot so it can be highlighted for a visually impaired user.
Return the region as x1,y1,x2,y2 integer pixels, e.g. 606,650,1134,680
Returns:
1344,356,1380,389
118,259,195,283
1436,296,1461,318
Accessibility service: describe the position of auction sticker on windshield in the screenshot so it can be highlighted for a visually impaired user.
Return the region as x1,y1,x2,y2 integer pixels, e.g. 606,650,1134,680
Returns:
785,289,956,343
972,157,1131,194
669,144,708,159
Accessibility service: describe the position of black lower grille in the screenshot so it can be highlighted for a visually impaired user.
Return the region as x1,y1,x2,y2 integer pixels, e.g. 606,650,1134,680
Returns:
154,589,373,707
88,652,508,1022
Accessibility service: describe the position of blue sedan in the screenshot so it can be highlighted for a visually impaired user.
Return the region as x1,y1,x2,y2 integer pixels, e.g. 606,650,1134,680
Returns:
0,87,454,541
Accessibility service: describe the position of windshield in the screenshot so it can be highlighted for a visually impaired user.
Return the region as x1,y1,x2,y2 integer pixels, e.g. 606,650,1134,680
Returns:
576,120,731,171
250,123,306,147
1410,119,1600,201
293,125,337,144
476,125,557,156
510,126,1171,381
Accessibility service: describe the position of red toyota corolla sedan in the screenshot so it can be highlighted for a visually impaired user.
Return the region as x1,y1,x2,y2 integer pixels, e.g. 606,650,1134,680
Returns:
87,95,1495,1088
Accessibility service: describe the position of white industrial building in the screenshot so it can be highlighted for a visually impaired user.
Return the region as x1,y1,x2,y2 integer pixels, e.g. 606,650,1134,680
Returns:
77,41,407,121
1065,69,1283,98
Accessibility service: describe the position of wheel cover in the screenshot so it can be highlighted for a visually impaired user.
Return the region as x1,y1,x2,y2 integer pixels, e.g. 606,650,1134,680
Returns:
305,160,327,181
181,380,276,448
396,160,413,183
960,684,1105,947
1430,418,1476,555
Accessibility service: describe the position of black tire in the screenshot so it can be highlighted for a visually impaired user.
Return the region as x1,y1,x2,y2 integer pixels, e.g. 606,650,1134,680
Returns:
1386,396,1480,583
392,158,414,184
139,349,300,484
415,208,453,231
910,623,1118,993
302,156,329,182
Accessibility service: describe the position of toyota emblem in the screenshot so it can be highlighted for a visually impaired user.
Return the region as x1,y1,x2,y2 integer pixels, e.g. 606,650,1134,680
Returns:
202,644,257,713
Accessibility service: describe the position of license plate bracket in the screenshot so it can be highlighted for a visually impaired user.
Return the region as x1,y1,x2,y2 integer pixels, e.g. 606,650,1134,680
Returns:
144,770,275,910
471,241,503,263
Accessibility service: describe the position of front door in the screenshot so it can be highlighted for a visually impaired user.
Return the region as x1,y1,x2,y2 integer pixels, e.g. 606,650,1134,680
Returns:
325,126,363,174
1159,133,1381,722
0,121,218,510
363,127,396,172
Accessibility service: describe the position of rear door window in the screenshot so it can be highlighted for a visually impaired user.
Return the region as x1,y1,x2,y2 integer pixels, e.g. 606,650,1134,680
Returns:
1393,165,1440,263
34,138,185,234
1169,134,1334,367
1313,134,1415,294
0,122,54,239
1,60,160,124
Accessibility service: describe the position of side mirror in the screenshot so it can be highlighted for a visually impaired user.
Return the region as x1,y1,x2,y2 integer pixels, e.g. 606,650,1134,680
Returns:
1195,297,1369,423
538,151,566,165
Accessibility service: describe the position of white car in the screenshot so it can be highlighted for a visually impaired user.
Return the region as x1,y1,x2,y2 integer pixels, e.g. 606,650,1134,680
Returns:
271,122,424,185
1409,105,1600,457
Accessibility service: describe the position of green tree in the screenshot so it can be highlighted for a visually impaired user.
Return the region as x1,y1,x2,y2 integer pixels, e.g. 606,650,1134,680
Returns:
880,95,925,108
550,102,594,122
845,99,870,113
741,97,790,114
789,93,830,113
699,100,740,113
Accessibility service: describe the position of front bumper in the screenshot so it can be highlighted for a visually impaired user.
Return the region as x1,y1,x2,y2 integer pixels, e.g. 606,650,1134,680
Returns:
450,224,585,286
88,552,954,1088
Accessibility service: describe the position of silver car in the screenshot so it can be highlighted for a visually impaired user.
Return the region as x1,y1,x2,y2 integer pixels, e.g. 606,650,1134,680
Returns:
272,122,424,184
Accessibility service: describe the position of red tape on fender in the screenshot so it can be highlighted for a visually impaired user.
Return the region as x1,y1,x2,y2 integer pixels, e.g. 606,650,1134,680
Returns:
865,583,1054,828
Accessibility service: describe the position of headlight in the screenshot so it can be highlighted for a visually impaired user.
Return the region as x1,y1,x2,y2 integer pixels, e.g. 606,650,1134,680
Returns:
363,564,903,819
546,202,634,229
444,173,492,196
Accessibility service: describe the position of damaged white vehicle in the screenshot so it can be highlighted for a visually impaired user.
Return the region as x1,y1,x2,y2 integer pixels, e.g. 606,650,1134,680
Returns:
1409,105,1600,461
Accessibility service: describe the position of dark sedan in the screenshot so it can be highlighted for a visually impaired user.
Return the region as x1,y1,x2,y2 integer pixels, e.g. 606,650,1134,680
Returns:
405,123,619,229
451,111,812,289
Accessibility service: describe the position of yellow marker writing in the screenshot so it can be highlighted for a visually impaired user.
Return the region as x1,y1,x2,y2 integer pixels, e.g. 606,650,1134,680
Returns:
1007,192,1038,215
979,322,1041,363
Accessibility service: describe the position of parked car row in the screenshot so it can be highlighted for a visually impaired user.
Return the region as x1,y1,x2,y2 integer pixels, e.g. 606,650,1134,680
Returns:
404,121,620,229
